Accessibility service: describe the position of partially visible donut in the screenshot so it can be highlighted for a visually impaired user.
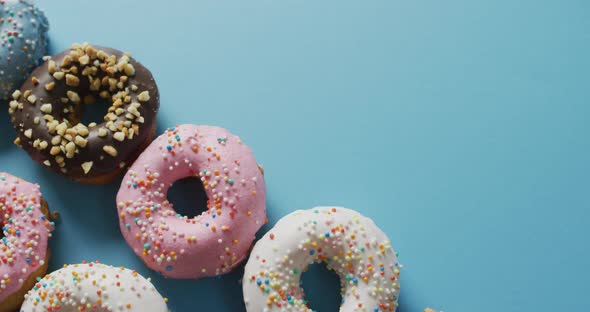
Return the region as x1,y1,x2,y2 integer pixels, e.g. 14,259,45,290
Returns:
0,0,49,100
0,172,54,311
9,43,159,184
20,261,169,312
243,207,401,312
117,125,266,278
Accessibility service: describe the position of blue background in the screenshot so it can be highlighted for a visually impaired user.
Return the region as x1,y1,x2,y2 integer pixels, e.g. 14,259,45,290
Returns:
1,0,588,311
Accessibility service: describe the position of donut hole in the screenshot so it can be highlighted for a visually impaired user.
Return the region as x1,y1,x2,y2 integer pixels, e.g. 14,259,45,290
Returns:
167,177,209,219
80,96,110,125
300,262,343,311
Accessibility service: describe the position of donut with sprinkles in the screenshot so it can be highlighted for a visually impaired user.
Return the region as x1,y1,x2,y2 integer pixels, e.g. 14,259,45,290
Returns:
243,207,401,312
0,172,54,311
117,124,266,278
0,0,48,100
20,261,169,311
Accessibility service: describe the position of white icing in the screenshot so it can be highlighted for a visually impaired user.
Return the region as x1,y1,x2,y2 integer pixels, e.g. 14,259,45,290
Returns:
20,262,168,312
243,207,401,312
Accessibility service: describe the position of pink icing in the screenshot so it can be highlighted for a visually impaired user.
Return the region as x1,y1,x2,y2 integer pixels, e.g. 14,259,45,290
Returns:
116,125,266,279
0,173,53,302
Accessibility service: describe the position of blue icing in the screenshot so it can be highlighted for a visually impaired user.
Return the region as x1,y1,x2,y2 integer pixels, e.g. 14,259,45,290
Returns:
0,0,49,99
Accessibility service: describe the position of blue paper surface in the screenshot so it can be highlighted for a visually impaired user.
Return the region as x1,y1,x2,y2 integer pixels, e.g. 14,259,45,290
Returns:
0,0,588,311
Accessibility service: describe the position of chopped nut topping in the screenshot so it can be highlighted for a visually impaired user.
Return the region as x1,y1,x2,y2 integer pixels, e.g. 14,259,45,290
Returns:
81,161,93,174
65,74,80,87
75,135,88,147
51,136,61,145
12,43,152,169
78,54,90,65
27,95,37,104
56,123,68,136
77,126,89,137
49,146,60,156
66,91,81,103
113,132,125,142
124,63,135,76
48,60,57,74
62,55,72,68
55,156,65,164
103,145,118,157
12,90,21,100
65,141,76,158
45,81,56,91
40,103,53,114
137,91,150,102
53,71,65,80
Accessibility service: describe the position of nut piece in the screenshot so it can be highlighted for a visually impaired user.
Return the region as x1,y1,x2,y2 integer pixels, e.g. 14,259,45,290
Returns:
66,91,81,103
24,129,32,138
98,128,108,137
66,74,80,87
45,82,56,91
53,72,65,80
48,60,57,74
103,145,118,157
12,90,21,100
113,132,125,142
75,135,88,147
40,103,53,114
79,54,90,65
50,146,61,156
27,95,37,104
65,141,76,158
137,91,150,102
81,161,93,174
124,63,135,76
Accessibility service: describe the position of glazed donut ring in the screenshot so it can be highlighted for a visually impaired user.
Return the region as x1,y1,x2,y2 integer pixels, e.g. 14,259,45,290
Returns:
9,42,159,184
243,207,401,312
117,124,266,278
20,261,169,311
0,0,49,100
0,172,54,311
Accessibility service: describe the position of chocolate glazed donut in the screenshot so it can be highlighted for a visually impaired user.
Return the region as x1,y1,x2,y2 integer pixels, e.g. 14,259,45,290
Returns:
8,43,159,184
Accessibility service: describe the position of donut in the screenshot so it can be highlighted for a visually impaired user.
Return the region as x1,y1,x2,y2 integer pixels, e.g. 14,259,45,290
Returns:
0,0,49,100
117,124,266,278
243,207,401,312
20,261,169,311
0,172,54,311
8,42,159,184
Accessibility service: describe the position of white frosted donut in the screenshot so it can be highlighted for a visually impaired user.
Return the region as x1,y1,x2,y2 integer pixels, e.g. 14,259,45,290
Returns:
243,207,401,312
20,262,169,312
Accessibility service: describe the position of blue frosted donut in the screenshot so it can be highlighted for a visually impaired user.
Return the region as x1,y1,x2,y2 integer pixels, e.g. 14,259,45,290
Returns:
0,0,48,100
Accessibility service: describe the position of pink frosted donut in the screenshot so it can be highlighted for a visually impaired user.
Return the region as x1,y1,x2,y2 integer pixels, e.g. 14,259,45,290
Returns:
116,125,266,278
0,172,54,311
